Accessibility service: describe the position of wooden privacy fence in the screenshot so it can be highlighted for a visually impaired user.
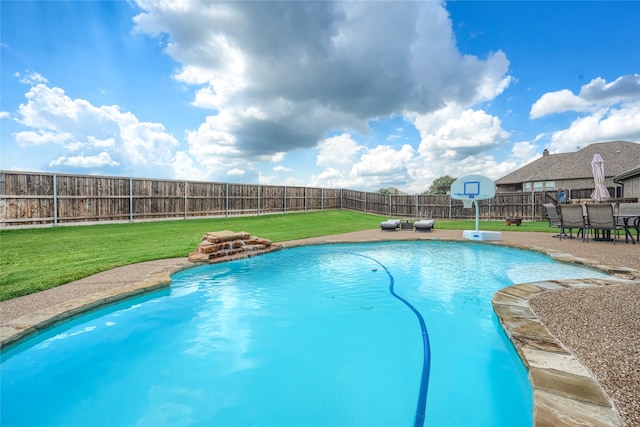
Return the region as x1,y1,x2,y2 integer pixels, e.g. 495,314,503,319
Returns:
343,189,541,221
0,170,628,227
0,171,341,226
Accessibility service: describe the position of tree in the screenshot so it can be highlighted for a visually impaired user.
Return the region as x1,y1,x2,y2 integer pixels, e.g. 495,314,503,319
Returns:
426,175,456,194
377,187,406,195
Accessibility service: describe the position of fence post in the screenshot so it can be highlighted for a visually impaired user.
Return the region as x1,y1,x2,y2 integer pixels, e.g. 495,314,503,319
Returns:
226,183,229,218
257,184,261,215
129,177,133,223
284,186,287,213
531,191,535,222
53,173,58,226
321,188,324,210
184,180,188,219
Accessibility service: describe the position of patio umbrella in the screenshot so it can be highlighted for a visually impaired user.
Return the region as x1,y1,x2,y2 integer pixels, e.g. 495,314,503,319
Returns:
590,153,611,201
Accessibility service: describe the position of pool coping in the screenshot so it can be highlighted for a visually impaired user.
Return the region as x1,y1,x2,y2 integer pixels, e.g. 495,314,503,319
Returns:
1,237,639,426
486,240,639,427
493,278,634,427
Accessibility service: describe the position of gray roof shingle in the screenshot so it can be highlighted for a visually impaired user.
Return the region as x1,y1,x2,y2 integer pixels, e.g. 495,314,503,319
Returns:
496,141,640,185
614,165,640,181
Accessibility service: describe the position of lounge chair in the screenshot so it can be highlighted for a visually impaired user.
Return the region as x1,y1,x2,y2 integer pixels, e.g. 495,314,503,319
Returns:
543,203,564,237
414,219,435,231
559,204,587,241
380,219,401,231
586,203,623,244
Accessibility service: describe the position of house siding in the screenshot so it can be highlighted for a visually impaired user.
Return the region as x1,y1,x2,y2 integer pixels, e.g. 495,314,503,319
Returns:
497,178,622,194
621,176,640,199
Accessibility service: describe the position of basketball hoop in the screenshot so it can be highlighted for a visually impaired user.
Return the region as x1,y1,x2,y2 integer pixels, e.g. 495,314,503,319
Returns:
451,174,502,241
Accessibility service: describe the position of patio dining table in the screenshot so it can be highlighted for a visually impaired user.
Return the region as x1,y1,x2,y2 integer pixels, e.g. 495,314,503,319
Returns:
614,214,640,244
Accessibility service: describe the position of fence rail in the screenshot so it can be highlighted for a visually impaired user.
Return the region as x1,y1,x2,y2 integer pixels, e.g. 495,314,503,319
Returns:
0,170,634,227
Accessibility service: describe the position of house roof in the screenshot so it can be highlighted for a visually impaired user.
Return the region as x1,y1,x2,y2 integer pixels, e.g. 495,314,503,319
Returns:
496,141,640,185
614,165,640,182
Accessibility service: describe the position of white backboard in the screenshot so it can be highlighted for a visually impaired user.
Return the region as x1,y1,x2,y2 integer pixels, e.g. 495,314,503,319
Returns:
451,174,496,201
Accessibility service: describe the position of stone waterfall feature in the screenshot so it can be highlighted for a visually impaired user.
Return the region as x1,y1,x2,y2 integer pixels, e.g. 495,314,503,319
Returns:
188,230,281,264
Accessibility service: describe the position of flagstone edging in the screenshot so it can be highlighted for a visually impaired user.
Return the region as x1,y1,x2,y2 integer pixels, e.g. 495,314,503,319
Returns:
492,277,636,427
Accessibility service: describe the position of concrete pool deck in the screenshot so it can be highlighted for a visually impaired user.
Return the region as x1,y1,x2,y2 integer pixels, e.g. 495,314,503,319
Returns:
1,228,639,426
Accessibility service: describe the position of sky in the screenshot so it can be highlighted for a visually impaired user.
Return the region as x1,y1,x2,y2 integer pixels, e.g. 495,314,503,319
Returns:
1,1,639,193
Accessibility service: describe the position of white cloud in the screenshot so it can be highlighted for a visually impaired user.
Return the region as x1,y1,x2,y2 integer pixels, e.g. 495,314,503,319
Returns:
309,166,360,189
227,168,245,176
64,136,116,152
117,112,178,165
580,74,640,102
314,133,422,190
13,82,179,172
547,102,640,152
184,112,249,179
530,74,640,118
171,151,208,181
316,133,363,168
510,140,539,163
523,74,640,163
530,89,590,118
350,144,415,179
413,105,509,156
402,105,512,192
310,133,365,188
15,130,74,147
17,70,48,85
49,152,119,168
273,165,292,172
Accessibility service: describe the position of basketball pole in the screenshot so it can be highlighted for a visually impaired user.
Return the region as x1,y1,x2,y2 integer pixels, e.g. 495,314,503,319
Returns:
474,200,479,232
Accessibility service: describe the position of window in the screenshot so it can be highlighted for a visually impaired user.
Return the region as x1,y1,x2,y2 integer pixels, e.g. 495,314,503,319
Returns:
523,182,532,191
545,181,555,190
533,181,543,191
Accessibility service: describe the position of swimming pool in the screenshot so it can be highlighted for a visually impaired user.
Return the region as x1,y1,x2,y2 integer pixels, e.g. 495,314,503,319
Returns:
1,241,610,427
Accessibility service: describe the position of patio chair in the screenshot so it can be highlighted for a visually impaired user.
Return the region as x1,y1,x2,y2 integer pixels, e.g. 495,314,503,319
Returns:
380,219,401,231
585,204,623,244
559,204,587,241
414,219,435,232
616,202,640,218
616,202,640,243
543,203,563,237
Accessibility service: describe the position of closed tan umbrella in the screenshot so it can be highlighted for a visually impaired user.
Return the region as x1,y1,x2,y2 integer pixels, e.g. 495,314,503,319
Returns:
590,153,611,202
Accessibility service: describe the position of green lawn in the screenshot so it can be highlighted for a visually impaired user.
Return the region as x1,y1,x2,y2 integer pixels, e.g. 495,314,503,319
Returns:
0,210,554,301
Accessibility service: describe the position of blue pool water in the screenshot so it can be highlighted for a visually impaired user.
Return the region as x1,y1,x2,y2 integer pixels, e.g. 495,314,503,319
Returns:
1,241,609,427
